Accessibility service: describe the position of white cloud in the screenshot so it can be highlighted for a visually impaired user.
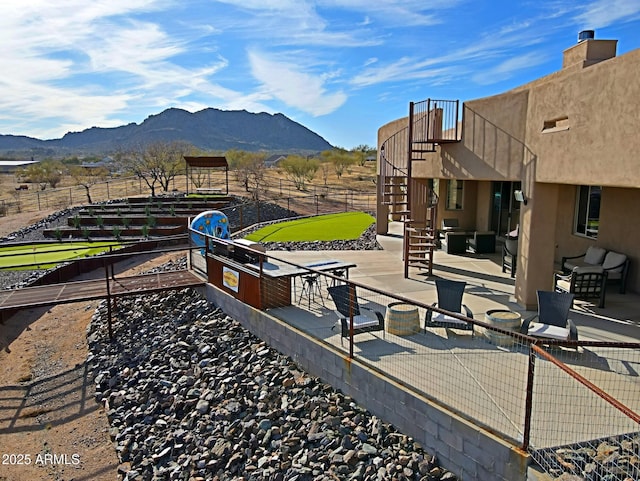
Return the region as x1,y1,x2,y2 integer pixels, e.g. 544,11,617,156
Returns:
0,0,258,137
350,14,558,89
574,0,640,28
248,50,347,116
471,52,549,85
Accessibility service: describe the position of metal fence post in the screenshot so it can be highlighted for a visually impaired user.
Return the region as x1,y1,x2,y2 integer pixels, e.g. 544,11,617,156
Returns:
522,345,536,451
348,284,355,358
104,260,113,341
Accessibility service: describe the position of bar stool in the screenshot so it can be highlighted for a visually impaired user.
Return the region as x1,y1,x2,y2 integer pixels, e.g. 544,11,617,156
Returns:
329,268,347,287
299,274,325,308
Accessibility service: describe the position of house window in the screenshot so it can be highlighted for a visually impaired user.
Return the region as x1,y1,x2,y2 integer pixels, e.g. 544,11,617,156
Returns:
575,185,601,238
542,116,570,133
446,180,464,210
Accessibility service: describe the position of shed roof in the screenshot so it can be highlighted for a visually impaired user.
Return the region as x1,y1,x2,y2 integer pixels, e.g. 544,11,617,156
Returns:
184,156,228,168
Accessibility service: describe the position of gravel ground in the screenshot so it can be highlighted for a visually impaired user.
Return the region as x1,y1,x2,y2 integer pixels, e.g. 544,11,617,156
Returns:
87,275,457,481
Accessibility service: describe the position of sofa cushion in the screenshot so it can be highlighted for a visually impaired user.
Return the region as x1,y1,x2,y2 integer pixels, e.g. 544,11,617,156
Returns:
602,251,627,278
583,246,607,265
430,312,469,327
347,314,381,329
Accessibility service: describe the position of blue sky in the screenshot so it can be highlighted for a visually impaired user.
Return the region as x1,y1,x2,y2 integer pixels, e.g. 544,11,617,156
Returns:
1,1,640,149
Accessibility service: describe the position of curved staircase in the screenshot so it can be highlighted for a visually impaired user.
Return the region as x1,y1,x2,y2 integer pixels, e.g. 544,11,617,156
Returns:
379,99,460,278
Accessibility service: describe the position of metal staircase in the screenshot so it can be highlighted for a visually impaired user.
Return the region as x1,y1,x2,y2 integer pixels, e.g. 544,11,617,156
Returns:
379,99,460,278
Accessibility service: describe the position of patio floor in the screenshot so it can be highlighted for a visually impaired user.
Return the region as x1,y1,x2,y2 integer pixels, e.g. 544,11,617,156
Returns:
269,222,640,343
257,222,640,476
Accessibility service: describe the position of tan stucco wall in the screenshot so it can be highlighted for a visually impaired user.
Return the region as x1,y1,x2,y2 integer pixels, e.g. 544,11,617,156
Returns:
474,182,493,230
524,48,640,187
377,117,408,176
377,41,640,304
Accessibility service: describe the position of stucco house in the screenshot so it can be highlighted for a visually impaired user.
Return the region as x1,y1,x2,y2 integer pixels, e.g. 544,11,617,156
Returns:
376,32,639,309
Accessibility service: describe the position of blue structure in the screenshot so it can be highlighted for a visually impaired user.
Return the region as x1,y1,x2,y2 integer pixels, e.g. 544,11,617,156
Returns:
190,210,231,252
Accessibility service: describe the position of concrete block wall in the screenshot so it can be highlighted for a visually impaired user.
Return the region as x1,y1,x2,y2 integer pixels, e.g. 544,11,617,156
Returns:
204,284,530,480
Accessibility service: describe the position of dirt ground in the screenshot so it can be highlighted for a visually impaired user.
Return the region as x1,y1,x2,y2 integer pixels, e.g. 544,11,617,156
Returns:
0,210,60,239
0,211,186,481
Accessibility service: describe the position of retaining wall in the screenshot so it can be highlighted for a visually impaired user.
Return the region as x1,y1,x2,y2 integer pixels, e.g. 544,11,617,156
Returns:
204,284,530,481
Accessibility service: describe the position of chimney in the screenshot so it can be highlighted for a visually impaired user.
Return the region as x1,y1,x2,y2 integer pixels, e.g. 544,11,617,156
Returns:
562,30,618,69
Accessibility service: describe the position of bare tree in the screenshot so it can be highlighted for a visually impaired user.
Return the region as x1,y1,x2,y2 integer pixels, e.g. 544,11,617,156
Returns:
117,141,190,196
226,150,267,198
69,165,109,204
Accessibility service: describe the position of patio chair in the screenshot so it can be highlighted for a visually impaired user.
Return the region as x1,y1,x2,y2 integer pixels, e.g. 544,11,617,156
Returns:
554,266,607,308
502,236,518,278
467,231,496,254
441,218,461,233
327,284,385,340
424,280,474,336
520,290,578,341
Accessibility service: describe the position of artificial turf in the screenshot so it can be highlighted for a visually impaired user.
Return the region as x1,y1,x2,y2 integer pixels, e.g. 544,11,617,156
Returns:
243,212,375,243
0,242,122,270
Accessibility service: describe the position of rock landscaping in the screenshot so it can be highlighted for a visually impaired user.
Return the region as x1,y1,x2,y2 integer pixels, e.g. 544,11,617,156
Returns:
87,262,457,480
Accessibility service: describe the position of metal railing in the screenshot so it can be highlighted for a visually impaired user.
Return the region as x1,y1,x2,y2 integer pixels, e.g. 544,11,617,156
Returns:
410,98,460,148
190,230,640,480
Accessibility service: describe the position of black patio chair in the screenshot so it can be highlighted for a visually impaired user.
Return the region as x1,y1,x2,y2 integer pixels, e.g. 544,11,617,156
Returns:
424,280,474,336
327,284,384,341
520,290,578,341
502,236,518,278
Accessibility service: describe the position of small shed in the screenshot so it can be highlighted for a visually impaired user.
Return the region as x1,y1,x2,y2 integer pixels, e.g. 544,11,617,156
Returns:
184,156,229,195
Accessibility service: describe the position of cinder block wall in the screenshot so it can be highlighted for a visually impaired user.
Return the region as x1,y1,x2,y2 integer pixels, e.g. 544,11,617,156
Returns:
204,284,529,480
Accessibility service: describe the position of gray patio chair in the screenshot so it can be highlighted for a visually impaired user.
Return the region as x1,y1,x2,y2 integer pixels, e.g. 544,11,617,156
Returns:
327,284,385,340
425,280,474,336
554,266,607,308
520,290,578,341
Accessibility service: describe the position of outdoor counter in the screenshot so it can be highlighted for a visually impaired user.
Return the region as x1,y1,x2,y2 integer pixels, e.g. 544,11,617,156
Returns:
207,254,355,310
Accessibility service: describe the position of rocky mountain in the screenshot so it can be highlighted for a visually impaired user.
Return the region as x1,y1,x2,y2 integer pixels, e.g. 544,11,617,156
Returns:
0,108,333,156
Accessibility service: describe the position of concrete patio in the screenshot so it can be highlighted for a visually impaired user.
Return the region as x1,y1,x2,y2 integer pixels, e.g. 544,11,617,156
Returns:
270,222,640,343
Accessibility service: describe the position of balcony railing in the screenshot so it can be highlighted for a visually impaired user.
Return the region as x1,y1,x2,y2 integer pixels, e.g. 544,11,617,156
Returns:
410,98,460,153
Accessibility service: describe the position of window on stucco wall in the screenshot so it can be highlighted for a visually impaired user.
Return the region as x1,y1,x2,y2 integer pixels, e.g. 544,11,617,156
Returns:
575,185,601,238
446,180,464,210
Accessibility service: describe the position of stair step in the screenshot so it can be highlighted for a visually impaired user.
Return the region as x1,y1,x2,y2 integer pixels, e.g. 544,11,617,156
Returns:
408,255,432,261
406,229,434,235
407,259,431,266
411,149,436,154
382,193,407,199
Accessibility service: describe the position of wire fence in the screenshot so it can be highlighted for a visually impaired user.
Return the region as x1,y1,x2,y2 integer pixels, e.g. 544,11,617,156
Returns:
1,171,376,217
189,232,640,480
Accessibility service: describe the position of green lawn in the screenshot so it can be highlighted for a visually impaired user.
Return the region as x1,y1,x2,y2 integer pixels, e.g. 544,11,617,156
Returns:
0,242,122,270
244,212,375,242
